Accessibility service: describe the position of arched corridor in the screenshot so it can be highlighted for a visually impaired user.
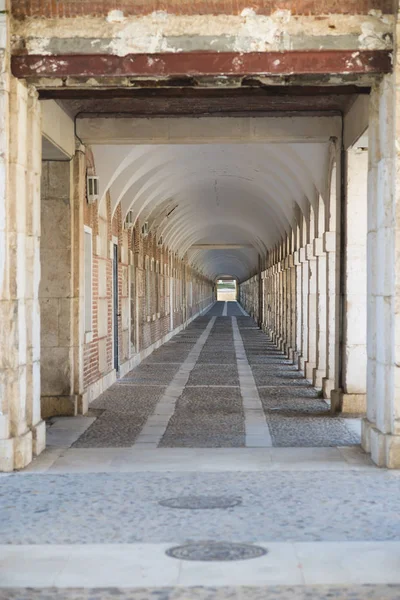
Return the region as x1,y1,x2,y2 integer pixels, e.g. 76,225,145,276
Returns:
2,98,399,470
2,1,400,594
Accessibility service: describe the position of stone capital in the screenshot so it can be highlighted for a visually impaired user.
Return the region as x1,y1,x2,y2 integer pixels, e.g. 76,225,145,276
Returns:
313,237,325,256
306,243,315,260
323,231,336,253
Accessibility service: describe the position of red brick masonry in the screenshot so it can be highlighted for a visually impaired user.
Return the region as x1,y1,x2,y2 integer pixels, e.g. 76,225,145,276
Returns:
11,0,394,19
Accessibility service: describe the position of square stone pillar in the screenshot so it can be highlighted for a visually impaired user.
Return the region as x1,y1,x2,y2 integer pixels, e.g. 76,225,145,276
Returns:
298,247,309,373
0,26,45,472
323,230,339,399
313,237,327,388
305,243,317,381
40,153,87,418
288,255,297,361
294,249,302,365
362,69,400,468
331,148,368,415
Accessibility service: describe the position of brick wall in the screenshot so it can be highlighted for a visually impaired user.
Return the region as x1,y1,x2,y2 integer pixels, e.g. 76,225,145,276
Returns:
11,0,394,18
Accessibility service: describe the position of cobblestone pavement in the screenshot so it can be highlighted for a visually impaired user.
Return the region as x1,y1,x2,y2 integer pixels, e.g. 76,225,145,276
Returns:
2,470,400,544
70,301,359,449
2,302,397,598
2,586,400,600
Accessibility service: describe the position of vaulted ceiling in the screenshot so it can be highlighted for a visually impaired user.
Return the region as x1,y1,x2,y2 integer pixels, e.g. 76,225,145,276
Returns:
92,142,330,281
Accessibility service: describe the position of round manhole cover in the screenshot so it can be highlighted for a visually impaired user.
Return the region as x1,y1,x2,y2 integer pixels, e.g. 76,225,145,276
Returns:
166,542,267,561
159,495,242,509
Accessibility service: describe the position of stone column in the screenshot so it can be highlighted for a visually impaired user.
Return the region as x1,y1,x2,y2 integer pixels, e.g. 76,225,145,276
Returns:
298,246,309,374
331,148,368,414
361,69,400,467
40,156,87,418
305,243,317,381
265,263,272,337
278,256,284,349
288,253,297,362
313,237,327,388
271,262,277,341
283,255,290,354
293,249,302,365
0,46,45,470
323,230,338,399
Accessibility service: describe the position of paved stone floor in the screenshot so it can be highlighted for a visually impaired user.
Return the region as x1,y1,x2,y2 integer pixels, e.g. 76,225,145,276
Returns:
1,302,399,598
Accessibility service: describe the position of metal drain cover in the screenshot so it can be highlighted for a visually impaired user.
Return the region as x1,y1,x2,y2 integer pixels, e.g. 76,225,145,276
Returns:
166,541,267,561
159,495,241,509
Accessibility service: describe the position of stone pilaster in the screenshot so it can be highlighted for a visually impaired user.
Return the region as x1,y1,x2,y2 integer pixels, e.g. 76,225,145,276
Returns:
293,249,302,365
298,246,309,374
331,147,368,415
361,63,400,467
322,230,338,400
313,237,327,389
305,242,317,381
287,254,297,361
0,19,45,471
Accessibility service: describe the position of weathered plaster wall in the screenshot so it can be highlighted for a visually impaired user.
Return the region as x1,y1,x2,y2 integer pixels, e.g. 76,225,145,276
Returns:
11,11,394,56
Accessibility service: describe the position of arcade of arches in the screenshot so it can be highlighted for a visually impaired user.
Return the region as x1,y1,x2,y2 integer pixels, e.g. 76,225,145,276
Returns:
1,2,400,473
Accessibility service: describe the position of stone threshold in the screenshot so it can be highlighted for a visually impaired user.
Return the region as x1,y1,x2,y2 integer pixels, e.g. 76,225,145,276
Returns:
1,541,399,588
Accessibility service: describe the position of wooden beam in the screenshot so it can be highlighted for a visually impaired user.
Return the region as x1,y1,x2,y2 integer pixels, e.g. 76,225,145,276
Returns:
12,50,392,80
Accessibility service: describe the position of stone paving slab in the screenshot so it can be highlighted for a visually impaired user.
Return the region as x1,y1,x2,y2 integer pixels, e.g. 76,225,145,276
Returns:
1,542,400,588
2,470,400,544
1,586,400,600
20,446,374,474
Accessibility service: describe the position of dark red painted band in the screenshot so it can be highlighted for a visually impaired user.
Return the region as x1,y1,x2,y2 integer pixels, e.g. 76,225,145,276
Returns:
11,50,392,79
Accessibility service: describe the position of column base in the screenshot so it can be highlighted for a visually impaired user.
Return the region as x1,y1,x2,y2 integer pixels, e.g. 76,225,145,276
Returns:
31,420,46,456
41,394,78,418
331,391,366,415
313,368,326,389
287,347,295,362
362,418,400,468
304,361,316,382
322,377,335,399
298,356,306,374
1,426,44,472
13,429,33,470
0,438,14,472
